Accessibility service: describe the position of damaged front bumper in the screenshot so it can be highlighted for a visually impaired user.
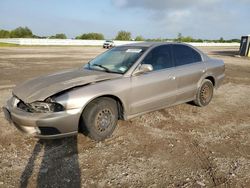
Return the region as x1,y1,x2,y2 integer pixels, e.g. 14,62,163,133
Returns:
2,96,82,139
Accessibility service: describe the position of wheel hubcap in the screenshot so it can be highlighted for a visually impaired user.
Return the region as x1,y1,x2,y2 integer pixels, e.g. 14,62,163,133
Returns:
201,84,212,103
96,108,113,132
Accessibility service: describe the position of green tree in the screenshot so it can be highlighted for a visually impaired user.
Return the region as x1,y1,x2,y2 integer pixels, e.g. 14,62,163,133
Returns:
177,32,183,42
194,38,203,43
50,33,67,39
115,30,131,41
181,36,193,42
135,35,144,41
174,33,204,43
76,33,104,40
219,37,225,43
0,30,10,38
10,27,33,38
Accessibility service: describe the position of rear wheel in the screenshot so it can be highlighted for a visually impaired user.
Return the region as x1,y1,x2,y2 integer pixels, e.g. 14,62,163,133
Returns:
80,97,118,141
194,79,214,107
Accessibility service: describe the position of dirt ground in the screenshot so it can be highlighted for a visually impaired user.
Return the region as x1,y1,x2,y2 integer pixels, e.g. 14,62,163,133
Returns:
0,46,249,188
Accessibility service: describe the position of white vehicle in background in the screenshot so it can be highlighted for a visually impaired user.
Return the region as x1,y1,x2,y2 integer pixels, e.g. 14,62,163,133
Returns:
103,40,115,49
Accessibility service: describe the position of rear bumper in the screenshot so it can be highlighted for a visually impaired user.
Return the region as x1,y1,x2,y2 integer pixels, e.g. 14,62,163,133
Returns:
215,73,225,89
2,99,82,139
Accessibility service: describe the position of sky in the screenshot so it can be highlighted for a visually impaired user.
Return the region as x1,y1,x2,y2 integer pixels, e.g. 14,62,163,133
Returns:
0,0,249,39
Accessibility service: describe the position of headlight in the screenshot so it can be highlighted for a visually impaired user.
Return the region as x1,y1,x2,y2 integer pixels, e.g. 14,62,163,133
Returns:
29,102,64,113
10,95,20,107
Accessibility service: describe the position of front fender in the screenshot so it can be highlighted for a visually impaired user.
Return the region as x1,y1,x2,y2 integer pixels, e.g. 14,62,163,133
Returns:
53,78,130,118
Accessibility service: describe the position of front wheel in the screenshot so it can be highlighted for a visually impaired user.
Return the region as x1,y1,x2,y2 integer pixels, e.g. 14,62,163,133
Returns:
194,79,214,107
80,97,118,141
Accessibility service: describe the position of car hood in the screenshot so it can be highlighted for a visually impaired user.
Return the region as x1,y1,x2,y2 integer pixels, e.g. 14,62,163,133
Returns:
13,68,122,103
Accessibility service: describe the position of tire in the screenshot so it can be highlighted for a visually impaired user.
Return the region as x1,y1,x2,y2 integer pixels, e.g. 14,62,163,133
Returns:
194,79,214,107
80,97,118,141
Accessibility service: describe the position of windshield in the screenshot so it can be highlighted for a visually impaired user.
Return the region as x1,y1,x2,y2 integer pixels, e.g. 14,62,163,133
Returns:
85,46,147,74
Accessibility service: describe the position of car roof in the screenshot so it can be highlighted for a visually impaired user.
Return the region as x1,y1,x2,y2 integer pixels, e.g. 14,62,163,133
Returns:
121,42,209,61
122,42,188,48
122,42,162,47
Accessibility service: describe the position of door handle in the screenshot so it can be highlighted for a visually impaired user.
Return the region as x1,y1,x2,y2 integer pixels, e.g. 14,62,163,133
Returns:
169,76,176,80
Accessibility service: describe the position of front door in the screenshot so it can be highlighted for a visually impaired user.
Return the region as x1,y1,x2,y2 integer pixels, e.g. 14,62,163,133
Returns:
129,45,177,115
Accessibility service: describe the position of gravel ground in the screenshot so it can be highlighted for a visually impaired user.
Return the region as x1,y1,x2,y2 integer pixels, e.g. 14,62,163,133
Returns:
0,46,249,188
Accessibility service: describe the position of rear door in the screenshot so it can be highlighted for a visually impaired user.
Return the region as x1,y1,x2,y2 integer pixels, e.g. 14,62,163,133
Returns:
129,45,177,115
172,44,206,102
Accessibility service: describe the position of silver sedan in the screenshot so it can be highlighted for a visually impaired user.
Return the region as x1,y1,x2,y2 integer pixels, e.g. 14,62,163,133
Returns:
3,42,225,140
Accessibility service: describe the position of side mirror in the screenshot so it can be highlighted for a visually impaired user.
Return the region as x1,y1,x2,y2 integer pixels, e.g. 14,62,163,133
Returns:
133,64,153,76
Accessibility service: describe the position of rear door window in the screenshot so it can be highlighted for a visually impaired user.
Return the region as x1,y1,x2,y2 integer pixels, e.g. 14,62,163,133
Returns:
172,44,202,66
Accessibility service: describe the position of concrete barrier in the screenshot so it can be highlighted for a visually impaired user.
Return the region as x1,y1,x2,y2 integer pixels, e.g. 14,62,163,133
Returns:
0,38,240,47
0,38,140,46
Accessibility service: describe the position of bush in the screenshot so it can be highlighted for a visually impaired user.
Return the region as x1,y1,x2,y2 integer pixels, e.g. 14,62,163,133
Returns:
49,33,67,39
115,31,131,41
193,39,204,43
76,33,104,40
10,27,33,38
146,38,165,42
174,33,204,43
135,35,144,41
0,30,10,38
228,39,241,43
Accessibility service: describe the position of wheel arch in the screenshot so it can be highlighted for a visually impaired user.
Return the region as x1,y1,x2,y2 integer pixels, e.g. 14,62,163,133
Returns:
77,94,126,133
205,76,215,86
80,94,126,121
197,74,216,89
78,94,124,139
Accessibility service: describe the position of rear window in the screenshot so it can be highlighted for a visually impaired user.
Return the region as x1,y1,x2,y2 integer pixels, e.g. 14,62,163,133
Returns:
173,45,202,66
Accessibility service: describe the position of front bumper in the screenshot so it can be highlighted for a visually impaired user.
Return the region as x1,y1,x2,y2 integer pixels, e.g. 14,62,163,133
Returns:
103,44,112,48
3,97,82,139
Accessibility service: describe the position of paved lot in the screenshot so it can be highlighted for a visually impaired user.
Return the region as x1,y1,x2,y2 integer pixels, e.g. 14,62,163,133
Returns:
0,46,250,187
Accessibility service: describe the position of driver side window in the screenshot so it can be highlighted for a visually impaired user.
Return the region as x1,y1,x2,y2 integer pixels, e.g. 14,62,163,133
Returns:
142,45,173,71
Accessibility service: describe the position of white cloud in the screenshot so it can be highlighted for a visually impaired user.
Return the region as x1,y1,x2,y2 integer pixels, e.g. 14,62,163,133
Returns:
112,0,221,10
112,0,128,8
236,0,250,4
111,0,250,39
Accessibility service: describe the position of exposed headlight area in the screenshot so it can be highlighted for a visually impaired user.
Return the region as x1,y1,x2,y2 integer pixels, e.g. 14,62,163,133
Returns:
17,100,64,113
30,102,64,113
9,95,20,107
